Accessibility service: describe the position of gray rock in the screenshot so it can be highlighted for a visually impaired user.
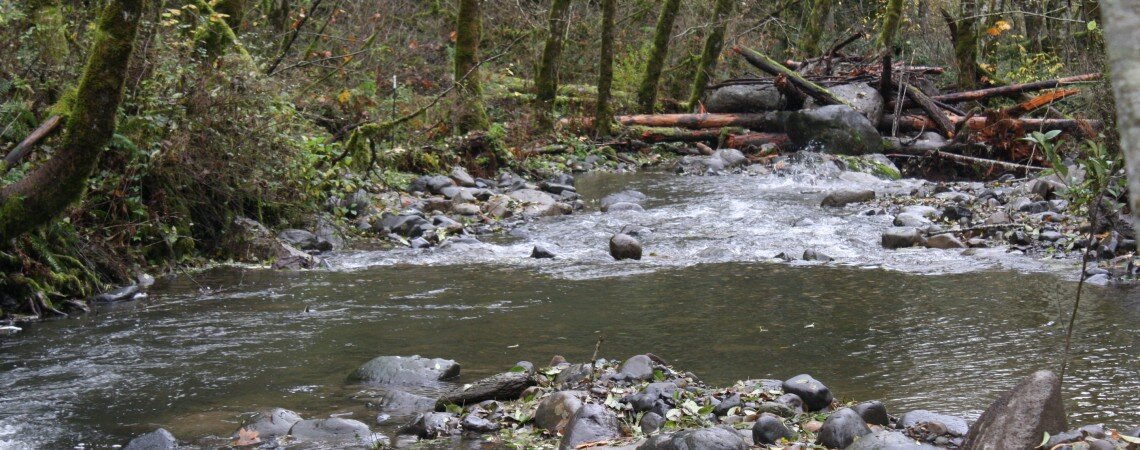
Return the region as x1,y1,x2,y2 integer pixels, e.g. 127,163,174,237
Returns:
853,400,890,426
846,430,941,449
925,234,966,249
714,148,747,168
377,389,437,418
461,414,500,433
817,408,873,449
239,408,302,439
425,175,457,195
610,234,643,260
759,401,797,417
541,182,577,196
619,355,655,381
985,211,1012,225
753,414,796,445
893,213,931,227
600,190,647,210
453,203,481,216
560,404,621,450
93,284,141,303
804,82,884,123
450,166,477,187
124,428,177,450
775,393,804,412
641,412,666,435
787,105,884,155
531,244,557,259
638,426,748,450
604,202,646,213
1039,231,1063,242
963,370,1067,450
314,221,343,251
712,393,741,416
350,355,460,386
900,410,968,437
278,229,318,249
536,391,586,433
803,249,834,262
902,205,940,218
783,374,834,411
399,412,457,439
555,363,593,388
432,215,464,233
290,418,372,443
436,372,535,409
705,84,786,113
882,228,922,249
821,189,876,207
509,189,562,218
625,382,679,413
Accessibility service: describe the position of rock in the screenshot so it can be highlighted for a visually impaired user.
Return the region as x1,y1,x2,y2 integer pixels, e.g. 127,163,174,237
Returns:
821,189,876,207
536,391,586,434
600,190,647,210
786,105,884,155
289,418,372,443
803,249,833,262
509,189,562,218
782,374,834,411
714,148,747,168
625,382,679,413
817,408,873,449
124,428,177,450
541,182,577,196
1030,178,1063,199
804,82,885,123
452,203,481,216
604,202,646,213
531,244,557,259
757,401,797,418
450,167,477,187
399,412,457,439
269,241,319,270
775,393,804,412
425,175,457,195
641,412,666,434
462,414,500,433
1039,230,1063,242
278,229,318,249
846,430,941,449
963,370,1067,450
314,220,343,251
350,355,460,386
560,404,621,450
853,400,890,426
638,426,748,450
753,414,796,445
239,408,303,439
705,84,786,113
619,355,655,381
882,228,922,249
712,393,741,416
893,212,931,227
93,284,141,303
925,234,966,249
610,234,643,260
377,389,437,418
432,215,464,233
900,410,969,437
436,372,535,409
555,363,593,388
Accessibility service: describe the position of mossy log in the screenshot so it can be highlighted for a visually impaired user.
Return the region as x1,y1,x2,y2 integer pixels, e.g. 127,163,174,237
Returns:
617,112,789,131
882,114,1101,136
454,0,490,133
733,46,850,107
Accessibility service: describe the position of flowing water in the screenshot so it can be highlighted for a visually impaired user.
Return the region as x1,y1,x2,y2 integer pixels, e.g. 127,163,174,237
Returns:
2,166,1139,449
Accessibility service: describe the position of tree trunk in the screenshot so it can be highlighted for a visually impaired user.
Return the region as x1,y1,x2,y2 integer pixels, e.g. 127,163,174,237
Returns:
268,0,290,33
800,0,831,57
878,0,904,50
945,0,979,89
195,0,252,63
1100,0,1140,221
636,0,682,113
687,0,734,111
0,0,145,242
595,0,617,137
454,0,490,133
534,0,574,130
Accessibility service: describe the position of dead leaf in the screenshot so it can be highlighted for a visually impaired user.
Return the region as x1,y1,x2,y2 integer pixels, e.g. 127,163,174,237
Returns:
233,428,261,446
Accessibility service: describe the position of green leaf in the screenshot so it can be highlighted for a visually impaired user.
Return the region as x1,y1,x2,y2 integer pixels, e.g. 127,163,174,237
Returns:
1038,432,1050,448
1044,129,1062,140
509,365,526,373
1087,20,1098,31
1121,434,1140,444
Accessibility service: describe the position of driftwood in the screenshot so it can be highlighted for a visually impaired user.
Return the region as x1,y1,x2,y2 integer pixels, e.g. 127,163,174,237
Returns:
3,115,63,169
1002,88,1081,117
884,114,1100,135
733,46,850,107
726,132,789,149
900,82,954,138
626,126,745,144
616,112,787,131
884,138,1046,172
890,73,1101,110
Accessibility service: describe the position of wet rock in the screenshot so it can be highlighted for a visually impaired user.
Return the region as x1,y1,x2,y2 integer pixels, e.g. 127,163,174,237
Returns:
93,284,141,303
239,407,303,439
536,391,586,434
509,189,562,218
641,412,666,434
399,412,457,439
804,82,885,123
410,237,431,249
531,244,557,259
462,414,500,433
625,382,679,413
124,428,177,450
610,234,643,260
900,410,968,437
775,393,804,412
436,372,535,409
753,414,796,445
882,228,922,249
853,400,890,426
985,211,1012,225
350,355,460,386
425,175,457,195
604,202,646,213
963,370,1067,450
1040,230,1063,242
314,220,343,251
269,241,319,270
601,190,647,211
846,430,941,449
377,389,437,418
758,401,797,418
803,249,834,262
290,418,372,443
893,213,931,227
450,167,476,187
278,229,318,249
786,105,884,155
712,393,741,416
618,355,655,382
555,363,593,388
817,408,872,449
925,234,966,249
559,404,621,450
453,203,481,216
821,189,876,207
714,148,747,168
705,84,786,113
782,374,833,411
541,182,577,196
432,215,464,233
638,426,748,450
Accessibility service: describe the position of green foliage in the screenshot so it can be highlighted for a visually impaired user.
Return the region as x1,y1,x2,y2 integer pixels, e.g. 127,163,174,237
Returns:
1025,131,1125,211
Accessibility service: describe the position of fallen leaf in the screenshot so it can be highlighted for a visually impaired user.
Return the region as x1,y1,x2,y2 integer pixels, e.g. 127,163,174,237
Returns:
233,428,261,446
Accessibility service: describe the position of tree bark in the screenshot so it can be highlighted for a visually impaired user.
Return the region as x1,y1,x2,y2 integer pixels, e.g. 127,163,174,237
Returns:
800,0,831,57
733,46,850,106
687,0,734,111
636,0,682,113
944,0,979,89
617,112,788,131
535,0,574,130
878,0,904,49
454,0,490,133
1100,0,1140,221
883,114,1101,135
0,0,145,242
595,0,617,137
268,0,290,32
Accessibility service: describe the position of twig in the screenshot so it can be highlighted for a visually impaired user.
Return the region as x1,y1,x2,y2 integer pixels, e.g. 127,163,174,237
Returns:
1060,192,1104,382
2,115,63,174
265,0,326,75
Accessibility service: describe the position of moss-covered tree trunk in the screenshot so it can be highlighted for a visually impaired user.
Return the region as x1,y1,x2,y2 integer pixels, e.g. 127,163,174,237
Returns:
687,0,733,111
947,0,980,89
0,0,145,242
268,0,290,32
454,0,490,133
594,0,617,137
215,0,245,30
534,0,574,130
878,0,904,50
636,0,682,113
195,0,251,63
800,0,831,57
1101,0,1140,222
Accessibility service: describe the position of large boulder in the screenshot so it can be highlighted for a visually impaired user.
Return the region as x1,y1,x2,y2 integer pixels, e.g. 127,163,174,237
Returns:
398,412,458,439
963,370,1068,450
786,105,883,155
852,400,890,427
705,84,786,113
817,408,873,449
349,355,460,386
638,426,748,450
804,83,885,123
536,391,587,434
617,355,655,382
435,372,535,409
782,374,834,411
559,404,621,450
124,428,177,450
289,418,372,444
509,189,564,218
601,190,647,211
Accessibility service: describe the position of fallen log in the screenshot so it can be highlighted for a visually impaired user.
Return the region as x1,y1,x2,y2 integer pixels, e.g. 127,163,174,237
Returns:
889,73,1101,110
883,114,1100,136
726,132,790,149
625,126,746,145
733,46,850,107
900,82,954,138
616,112,787,131
884,138,1046,172
1002,88,1081,117
3,115,63,170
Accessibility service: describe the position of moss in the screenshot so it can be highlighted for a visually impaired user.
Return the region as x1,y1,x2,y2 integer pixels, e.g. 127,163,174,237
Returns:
877,0,904,49
533,0,573,129
687,0,733,111
595,0,617,137
454,0,490,133
800,0,831,57
636,0,681,113
838,155,901,180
